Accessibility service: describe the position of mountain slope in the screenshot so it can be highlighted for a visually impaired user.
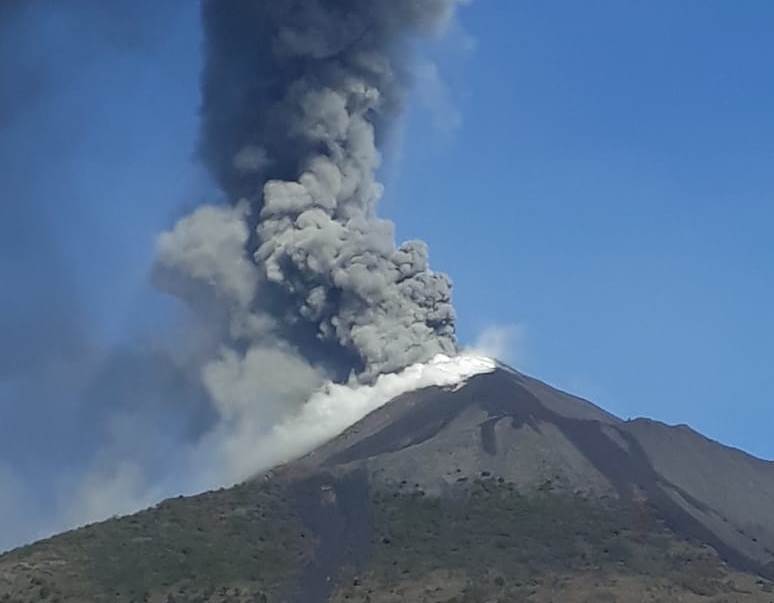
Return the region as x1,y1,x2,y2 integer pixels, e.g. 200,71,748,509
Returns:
2,366,774,602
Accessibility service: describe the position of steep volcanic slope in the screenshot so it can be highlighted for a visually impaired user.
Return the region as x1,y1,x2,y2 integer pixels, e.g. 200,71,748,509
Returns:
2,367,774,603
291,367,774,575
625,418,774,567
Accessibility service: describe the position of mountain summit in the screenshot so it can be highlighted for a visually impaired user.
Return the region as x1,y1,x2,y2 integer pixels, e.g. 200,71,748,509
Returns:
2,366,774,602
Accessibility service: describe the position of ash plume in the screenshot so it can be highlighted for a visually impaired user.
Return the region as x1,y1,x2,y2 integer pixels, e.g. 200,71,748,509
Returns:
157,0,460,380
0,0,475,553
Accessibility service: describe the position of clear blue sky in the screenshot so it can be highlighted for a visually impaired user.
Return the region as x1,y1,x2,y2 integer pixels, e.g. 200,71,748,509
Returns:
388,0,774,460
1,0,772,542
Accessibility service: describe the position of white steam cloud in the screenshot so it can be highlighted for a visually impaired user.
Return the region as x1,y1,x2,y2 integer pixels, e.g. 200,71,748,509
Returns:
194,352,496,485
2,352,496,552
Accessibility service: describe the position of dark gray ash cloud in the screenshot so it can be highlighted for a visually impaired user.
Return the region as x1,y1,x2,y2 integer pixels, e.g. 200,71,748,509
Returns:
0,1,469,552
157,0,460,380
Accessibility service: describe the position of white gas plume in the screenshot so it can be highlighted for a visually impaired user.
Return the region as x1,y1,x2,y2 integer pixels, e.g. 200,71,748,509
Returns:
194,352,496,486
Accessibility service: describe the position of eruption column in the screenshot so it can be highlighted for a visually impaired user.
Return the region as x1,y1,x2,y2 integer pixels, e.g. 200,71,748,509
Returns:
158,0,460,379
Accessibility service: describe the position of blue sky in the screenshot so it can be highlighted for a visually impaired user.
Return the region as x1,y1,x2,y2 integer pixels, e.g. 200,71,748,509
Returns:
387,0,774,460
1,0,773,548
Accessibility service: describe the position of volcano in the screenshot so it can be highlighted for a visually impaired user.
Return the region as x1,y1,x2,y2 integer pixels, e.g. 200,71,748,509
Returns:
2,365,774,602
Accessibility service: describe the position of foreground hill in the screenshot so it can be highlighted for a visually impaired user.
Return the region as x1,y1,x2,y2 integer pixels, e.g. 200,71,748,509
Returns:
2,366,774,602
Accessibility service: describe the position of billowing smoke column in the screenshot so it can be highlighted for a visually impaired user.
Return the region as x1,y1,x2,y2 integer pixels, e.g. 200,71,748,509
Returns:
158,0,459,380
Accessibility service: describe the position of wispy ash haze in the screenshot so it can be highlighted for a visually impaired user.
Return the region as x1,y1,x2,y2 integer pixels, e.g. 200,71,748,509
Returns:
0,0,209,551
0,0,480,553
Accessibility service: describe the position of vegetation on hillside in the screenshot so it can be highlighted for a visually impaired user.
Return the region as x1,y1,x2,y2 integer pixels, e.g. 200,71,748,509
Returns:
1,476,772,603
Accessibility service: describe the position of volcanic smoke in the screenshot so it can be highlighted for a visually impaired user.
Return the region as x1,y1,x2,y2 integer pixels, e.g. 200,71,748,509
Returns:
0,1,494,552
156,0,462,383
